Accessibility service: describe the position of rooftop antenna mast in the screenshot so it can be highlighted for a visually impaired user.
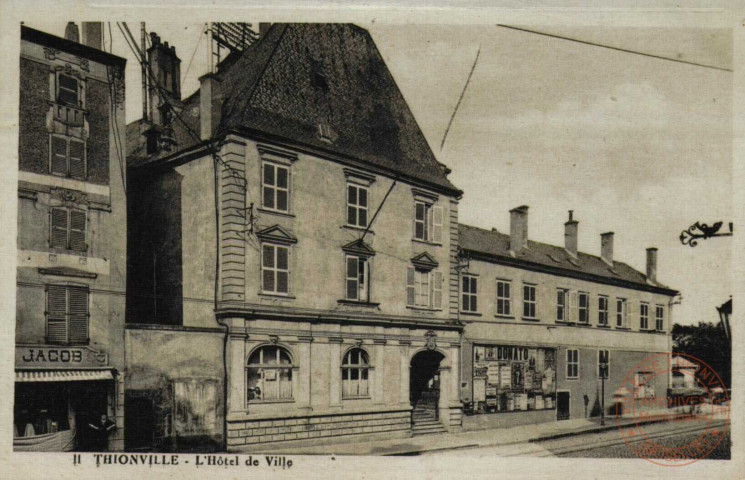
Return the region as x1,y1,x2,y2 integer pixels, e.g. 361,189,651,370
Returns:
140,22,148,121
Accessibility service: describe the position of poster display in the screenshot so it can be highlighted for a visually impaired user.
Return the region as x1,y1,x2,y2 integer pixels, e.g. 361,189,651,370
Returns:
472,345,557,414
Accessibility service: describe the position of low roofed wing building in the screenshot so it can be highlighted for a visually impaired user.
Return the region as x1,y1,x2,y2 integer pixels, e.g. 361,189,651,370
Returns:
457,209,677,428
126,23,463,451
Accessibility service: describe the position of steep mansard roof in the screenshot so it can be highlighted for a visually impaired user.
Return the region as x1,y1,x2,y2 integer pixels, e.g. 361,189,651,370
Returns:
129,23,460,196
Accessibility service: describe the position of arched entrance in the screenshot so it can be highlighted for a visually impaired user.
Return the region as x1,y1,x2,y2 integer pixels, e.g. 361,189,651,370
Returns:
410,350,445,420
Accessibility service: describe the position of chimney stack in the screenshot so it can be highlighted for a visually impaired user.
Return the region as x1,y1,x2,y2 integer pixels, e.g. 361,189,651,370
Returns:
564,210,578,257
65,22,80,43
646,248,658,284
199,73,222,140
82,22,103,50
510,206,529,253
147,32,182,126
601,232,614,266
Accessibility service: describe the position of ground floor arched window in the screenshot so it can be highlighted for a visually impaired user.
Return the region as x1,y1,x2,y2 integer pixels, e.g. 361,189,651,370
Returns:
342,348,369,398
246,345,293,401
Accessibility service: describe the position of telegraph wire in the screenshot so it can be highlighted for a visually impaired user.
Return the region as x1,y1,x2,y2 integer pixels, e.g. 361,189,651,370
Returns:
440,44,480,151
497,24,732,72
117,22,259,249
182,24,207,84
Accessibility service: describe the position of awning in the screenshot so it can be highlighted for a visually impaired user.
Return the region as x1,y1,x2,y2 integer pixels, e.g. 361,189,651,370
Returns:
16,369,114,382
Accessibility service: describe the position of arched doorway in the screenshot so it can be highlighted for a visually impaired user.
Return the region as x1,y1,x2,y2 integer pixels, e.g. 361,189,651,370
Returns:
410,350,445,420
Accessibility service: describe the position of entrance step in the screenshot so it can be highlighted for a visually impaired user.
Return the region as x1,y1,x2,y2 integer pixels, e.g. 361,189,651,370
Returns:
411,423,447,436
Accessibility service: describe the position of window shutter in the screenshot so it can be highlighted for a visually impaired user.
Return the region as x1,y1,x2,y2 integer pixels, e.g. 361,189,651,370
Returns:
433,271,443,309
346,256,358,300
69,140,85,179
47,285,68,343
406,266,415,306
51,136,67,175
69,209,87,252
624,301,630,328
50,208,68,249
569,291,577,322
68,287,89,343
427,205,434,241
432,206,443,243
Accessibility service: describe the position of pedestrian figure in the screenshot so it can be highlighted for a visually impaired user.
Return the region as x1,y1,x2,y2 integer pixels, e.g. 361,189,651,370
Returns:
86,413,116,452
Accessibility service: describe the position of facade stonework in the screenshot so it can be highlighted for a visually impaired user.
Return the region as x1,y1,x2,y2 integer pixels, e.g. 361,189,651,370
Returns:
15,25,127,452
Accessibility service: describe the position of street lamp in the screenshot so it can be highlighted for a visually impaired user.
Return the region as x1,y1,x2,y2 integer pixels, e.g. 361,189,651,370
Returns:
599,362,609,426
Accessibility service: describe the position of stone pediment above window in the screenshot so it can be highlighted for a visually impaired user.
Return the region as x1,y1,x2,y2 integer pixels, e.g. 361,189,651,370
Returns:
342,239,375,257
411,252,438,270
256,225,298,245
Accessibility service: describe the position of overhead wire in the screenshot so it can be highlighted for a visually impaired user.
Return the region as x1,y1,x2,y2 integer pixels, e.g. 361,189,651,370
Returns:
497,25,732,72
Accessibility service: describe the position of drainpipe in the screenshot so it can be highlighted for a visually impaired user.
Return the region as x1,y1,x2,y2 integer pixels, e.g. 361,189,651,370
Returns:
212,153,228,452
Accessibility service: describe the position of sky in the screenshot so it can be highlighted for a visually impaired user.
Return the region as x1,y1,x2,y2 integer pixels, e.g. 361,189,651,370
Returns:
26,21,733,326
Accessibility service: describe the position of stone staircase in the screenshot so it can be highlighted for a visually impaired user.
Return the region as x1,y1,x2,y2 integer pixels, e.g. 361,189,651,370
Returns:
411,406,446,436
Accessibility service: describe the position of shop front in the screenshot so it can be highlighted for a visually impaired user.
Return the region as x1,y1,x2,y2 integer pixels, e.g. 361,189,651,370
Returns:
464,344,557,429
14,345,117,452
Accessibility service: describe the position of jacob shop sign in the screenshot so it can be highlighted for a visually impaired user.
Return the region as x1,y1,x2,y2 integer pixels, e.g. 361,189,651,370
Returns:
15,345,109,369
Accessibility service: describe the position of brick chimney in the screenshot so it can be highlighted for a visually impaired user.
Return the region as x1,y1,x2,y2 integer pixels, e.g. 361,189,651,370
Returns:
564,210,578,257
82,22,103,50
646,248,658,284
147,32,182,126
510,206,529,253
65,22,80,43
600,232,614,266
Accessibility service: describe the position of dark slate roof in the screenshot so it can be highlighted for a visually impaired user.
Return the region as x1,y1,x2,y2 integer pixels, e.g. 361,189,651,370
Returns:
22,26,126,67
459,224,677,295
128,24,460,195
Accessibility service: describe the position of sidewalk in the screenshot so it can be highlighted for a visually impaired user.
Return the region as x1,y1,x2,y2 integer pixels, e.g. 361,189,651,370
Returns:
259,406,729,456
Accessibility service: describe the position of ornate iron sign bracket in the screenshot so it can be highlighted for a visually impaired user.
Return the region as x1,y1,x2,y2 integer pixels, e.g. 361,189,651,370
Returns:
680,221,732,247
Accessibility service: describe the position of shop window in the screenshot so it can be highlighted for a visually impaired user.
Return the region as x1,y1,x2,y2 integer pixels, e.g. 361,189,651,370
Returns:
406,267,442,309
246,345,293,402
50,207,87,252
523,284,537,319
472,345,556,414
566,349,579,380
655,305,665,331
46,284,89,344
50,135,86,179
461,275,478,312
616,298,628,328
578,292,589,324
598,295,609,326
261,243,290,295
342,348,370,398
413,201,443,243
261,161,290,213
345,254,370,302
496,279,511,316
640,303,649,330
634,371,655,399
597,349,610,379
347,184,369,228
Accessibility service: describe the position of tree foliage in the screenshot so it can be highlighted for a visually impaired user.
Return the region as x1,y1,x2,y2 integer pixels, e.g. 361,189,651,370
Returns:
672,322,730,387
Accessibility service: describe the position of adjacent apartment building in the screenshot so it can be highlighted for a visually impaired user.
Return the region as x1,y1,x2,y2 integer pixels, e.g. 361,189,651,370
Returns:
125,23,464,451
458,208,678,429
15,24,127,451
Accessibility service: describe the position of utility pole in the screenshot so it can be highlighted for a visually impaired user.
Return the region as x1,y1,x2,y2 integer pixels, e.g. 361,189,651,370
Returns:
141,22,148,121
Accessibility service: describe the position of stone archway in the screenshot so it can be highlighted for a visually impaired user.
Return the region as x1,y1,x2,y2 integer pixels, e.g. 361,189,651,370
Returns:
410,350,446,420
